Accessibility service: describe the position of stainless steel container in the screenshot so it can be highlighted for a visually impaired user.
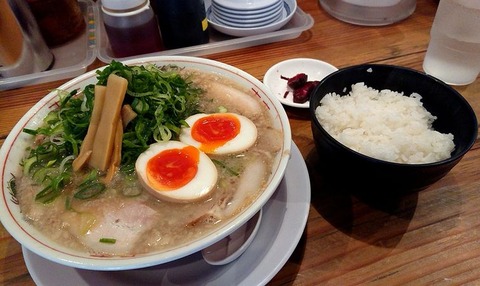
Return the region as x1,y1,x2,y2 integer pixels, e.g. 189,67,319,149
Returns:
319,0,416,26
0,0,54,78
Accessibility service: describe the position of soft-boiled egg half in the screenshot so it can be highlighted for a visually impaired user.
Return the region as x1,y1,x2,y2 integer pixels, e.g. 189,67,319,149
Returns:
136,141,217,203
179,113,257,155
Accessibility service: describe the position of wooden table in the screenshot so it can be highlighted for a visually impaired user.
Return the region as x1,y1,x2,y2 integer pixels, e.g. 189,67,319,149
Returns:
1,0,479,284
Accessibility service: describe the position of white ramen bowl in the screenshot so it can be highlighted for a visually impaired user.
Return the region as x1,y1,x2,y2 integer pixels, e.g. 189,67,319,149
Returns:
0,56,292,271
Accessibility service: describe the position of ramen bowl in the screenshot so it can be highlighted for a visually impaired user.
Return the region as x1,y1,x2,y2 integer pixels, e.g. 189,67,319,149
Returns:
309,64,477,194
0,56,292,270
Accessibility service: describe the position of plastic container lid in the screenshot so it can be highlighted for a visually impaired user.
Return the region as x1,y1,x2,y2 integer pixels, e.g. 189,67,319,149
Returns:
101,0,146,10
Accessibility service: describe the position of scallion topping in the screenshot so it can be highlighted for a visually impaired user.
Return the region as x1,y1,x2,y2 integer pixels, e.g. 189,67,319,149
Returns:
99,238,116,244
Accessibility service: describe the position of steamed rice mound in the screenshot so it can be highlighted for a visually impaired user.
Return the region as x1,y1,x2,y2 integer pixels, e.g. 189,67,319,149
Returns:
315,82,455,164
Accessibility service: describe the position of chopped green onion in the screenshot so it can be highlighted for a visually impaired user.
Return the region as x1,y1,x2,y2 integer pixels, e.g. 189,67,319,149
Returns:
22,128,38,136
7,174,18,204
74,170,106,200
22,156,37,175
35,171,71,204
212,159,240,176
7,175,16,195
65,196,72,210
99,238,116,244
218,106,228,113
74,183,105,200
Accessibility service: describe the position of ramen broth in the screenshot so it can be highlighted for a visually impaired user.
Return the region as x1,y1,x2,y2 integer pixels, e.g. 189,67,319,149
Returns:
16,68,283,256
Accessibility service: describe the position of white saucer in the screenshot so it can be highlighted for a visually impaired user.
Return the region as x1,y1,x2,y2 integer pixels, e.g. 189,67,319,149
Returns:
214,0,280,11
212,7,284,28
213,0,283,15
263,58,338,108
206,0,297,37
212,1,284,27
23,142,311,286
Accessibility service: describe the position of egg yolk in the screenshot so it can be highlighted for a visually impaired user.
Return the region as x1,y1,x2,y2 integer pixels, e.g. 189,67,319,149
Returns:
146,146,199,191
191,114,241,153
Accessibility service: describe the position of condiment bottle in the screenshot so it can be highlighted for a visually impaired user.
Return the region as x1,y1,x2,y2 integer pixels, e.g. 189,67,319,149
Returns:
26,0,85,47
152,0,209,49
101,0,164,58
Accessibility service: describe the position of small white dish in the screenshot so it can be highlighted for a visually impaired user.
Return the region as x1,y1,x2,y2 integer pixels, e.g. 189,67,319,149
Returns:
202,209,262,265
263,58,338,108
207,0,296,37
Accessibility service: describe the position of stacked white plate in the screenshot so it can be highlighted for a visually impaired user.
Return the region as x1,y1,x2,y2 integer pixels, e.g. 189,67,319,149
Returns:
212,0,284,28
206,0,297,37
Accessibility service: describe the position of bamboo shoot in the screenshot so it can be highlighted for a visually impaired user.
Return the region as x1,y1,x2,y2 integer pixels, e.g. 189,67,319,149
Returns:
89,74,127,171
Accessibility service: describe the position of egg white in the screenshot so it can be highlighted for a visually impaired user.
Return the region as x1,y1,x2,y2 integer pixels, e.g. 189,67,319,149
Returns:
179,113,258,155
135,141,218,203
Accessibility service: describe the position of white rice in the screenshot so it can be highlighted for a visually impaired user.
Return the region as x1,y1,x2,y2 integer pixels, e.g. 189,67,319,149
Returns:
315,82,455,164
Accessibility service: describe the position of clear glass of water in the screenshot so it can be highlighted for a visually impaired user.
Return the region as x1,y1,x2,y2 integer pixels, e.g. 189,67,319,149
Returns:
423,0,480,85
